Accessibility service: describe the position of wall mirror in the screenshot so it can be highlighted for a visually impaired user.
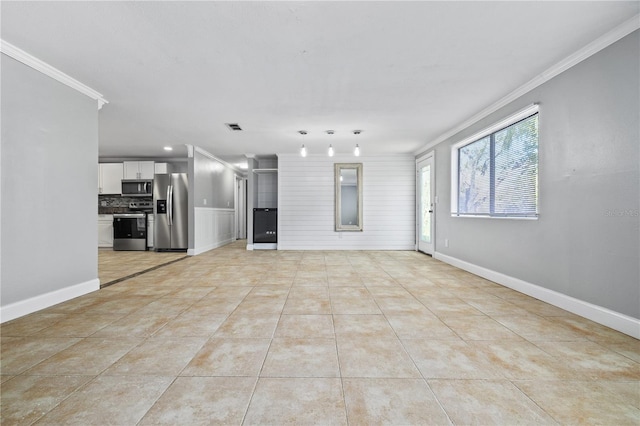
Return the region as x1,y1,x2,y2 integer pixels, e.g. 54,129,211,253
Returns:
335,163,363,231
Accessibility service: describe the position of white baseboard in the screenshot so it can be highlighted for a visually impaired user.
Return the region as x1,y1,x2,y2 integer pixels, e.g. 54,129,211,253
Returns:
434,252,640,339
276,244,416,251
0,278,100,323
191,238,235,256
253,243,277,250
246,244,254,251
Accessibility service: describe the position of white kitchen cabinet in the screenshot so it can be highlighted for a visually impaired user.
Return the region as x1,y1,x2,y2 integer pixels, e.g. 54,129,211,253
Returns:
124,161,155,179
98,215,114,247
154,163,168,174
98,163,123,194
147,214,154,248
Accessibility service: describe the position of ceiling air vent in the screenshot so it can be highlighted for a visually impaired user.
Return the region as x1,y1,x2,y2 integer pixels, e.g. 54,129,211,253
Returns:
225,123,242,131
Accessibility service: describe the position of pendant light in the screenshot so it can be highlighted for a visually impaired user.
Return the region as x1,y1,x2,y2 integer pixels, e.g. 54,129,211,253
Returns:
353,130,362,157
298,130,308,157
328,144,334,157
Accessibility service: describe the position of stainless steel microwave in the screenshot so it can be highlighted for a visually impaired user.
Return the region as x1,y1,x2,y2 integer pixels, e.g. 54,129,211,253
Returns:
121,179,153,197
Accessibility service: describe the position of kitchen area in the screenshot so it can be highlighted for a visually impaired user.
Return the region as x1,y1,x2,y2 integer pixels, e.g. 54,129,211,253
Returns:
98,160,190,287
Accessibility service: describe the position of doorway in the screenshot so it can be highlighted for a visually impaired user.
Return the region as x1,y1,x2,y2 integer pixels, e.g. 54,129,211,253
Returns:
417,153,435,255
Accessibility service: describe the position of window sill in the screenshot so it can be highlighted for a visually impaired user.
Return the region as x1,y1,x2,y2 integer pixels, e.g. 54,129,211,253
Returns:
451,214,539,220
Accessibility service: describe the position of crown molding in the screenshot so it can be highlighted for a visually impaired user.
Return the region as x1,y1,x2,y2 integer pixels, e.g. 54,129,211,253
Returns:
0,39,108,110
415,14,640,155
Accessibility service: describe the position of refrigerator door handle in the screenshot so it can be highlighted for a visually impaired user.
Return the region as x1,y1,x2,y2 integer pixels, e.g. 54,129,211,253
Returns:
168,185,174,226
166,185,172,226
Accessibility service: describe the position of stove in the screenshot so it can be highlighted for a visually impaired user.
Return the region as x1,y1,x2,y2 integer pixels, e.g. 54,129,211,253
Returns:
113,212,148,251
129,201,153,212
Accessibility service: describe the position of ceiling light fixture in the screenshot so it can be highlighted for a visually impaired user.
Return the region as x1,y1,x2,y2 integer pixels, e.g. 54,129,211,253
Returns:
164,146,173,151
300,144,307,157
328,144,334,157
354,144,360,157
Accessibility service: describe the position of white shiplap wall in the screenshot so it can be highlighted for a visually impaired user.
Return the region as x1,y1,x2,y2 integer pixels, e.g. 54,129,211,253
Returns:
278,154,415,250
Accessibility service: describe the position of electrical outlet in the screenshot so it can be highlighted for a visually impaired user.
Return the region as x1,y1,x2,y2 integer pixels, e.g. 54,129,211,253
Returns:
445,239,449,248
203,198,207,205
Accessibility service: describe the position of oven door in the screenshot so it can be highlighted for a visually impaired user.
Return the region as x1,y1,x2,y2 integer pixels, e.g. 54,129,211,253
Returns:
113,217,146,239
113,214,147,251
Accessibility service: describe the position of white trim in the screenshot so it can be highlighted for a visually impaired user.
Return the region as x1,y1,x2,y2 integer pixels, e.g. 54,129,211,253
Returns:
416,151,436,254
0,278,100,323
277,244,416,251
434,252,640,339
193,207,235,255
190,238,235,255
415,14,640,155
253,243,278,250
449,214,539,221
415,152,434,164
0,39,108,110
246,244,254,251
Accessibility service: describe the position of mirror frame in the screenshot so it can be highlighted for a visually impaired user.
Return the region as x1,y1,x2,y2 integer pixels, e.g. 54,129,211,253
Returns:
335,163,363,232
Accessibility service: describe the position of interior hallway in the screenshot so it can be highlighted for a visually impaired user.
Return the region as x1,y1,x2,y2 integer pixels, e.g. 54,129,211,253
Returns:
2,241,639,425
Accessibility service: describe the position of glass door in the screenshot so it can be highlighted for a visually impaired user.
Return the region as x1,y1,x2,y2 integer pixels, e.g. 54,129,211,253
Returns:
417,154,435,254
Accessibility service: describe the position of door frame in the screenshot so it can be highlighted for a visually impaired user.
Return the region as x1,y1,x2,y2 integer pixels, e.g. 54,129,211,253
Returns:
234,176,247,240
416,151,436,255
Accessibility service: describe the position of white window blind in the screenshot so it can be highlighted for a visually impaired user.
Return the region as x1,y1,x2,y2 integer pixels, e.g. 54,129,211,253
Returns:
452,108,538,218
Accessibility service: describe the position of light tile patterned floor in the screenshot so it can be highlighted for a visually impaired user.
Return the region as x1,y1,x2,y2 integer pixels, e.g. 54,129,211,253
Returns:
98,248,187,286
2,241,639,425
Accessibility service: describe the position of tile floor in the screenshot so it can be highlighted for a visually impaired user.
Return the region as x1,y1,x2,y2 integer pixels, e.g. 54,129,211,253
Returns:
2,241,639,425
98,248,188,287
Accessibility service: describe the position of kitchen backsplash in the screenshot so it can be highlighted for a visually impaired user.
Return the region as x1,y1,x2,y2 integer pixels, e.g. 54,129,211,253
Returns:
99,195,153,214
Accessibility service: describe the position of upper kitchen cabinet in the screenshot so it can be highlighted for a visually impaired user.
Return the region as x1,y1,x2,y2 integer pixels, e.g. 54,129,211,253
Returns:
154,162,168,174
124,161,155,179
98,163,123,194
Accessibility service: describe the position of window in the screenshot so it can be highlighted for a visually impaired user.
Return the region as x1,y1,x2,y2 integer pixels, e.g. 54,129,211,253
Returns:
451,105,539,218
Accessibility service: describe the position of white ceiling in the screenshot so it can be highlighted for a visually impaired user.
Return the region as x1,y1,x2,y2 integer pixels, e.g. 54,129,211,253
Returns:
2,1,638,164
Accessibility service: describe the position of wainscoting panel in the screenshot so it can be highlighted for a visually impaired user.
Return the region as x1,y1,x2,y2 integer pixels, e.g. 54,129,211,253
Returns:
193,207,235,255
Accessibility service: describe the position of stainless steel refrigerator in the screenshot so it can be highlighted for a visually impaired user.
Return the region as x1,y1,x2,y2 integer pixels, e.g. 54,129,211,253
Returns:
153,173,188,251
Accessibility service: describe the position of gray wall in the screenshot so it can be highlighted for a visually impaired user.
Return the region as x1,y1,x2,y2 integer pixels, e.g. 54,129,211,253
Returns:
167,161,188,174
193,151,235,209
188,149,237,250
1,55,98,306
421,31,639,318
